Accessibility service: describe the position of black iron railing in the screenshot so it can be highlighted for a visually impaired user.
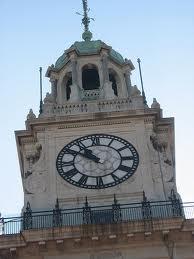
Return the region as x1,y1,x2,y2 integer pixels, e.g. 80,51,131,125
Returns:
0,200,193,236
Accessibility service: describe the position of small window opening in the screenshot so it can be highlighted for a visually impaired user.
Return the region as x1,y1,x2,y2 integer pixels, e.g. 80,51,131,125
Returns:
82,65,100,90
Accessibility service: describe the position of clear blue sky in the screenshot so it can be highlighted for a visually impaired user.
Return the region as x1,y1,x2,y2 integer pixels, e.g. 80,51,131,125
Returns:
1,0,194,216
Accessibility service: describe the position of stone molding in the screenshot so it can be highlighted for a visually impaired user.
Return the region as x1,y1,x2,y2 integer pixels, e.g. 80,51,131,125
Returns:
1,218,194,259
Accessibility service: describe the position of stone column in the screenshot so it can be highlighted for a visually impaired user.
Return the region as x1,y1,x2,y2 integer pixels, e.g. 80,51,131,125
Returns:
125,70,132,96
69,55,80,102
102,53,109,83
101,53,115,99
71,57,78,86
50,77,57,102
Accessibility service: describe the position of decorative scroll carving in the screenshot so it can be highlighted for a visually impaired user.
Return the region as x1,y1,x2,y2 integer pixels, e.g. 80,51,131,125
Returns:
150,134,168,152
25,143,42,170
164,159,172,166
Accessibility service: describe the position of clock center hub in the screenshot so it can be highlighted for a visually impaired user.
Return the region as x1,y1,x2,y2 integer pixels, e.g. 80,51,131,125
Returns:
74,146,120,177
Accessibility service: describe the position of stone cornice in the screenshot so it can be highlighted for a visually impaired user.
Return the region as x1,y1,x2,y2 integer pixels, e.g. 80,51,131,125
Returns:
26,109,162,131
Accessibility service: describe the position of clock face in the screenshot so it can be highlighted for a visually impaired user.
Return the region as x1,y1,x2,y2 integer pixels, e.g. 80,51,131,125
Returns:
56,134,139,189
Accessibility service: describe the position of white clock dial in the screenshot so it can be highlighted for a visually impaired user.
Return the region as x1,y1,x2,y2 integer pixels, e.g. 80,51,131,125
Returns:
56,134,139,189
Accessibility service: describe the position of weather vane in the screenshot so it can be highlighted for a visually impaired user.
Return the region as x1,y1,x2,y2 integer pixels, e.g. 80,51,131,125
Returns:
76,0,94,41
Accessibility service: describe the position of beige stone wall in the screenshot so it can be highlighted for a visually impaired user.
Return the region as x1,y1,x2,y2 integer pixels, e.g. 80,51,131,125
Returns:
15,109,176,212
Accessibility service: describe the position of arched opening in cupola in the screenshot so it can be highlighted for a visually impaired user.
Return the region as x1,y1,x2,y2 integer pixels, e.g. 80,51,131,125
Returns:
109,69,118,96
63,72,72,101
82,64,100,90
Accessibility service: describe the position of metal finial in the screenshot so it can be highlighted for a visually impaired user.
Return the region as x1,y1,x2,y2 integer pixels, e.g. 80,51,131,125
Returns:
113,194,117,204
142,191,147,202
85,196,89,207
39,67,43,114
55,198,60,210
76,0,94,41
137,58,147,106
26,201,32,212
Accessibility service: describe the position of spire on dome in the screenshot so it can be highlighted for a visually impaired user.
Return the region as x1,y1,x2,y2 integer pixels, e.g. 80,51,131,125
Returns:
76,0,94,41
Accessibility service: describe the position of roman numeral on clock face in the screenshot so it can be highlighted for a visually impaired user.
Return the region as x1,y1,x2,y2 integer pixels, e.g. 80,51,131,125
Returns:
75,140,86,151
91,136,100,146
107,138,114,146
122,156,134,161
78,175,88,185
96,176,103,188
118,165,132,173
118,146,128,152
65,168,78,178
111,173,120,182
61,161,74,167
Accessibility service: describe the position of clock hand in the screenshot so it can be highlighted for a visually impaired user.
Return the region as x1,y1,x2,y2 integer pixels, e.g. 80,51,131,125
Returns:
67,148,100,163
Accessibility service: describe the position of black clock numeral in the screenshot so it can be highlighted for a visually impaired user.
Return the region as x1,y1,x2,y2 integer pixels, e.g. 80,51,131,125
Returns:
66,168,78,178
118,165,132,173
96,176,104,188
61,161,74,167
118,146,128,152
111,173,120,182
91,136,100,146
78,175,88,185
107,138,114,147
75,141,86,151
122,156,134,161
66,149,77,156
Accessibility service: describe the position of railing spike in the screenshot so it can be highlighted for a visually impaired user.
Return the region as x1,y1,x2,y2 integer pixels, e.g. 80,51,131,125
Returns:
113,194,117,204
85,196,88,207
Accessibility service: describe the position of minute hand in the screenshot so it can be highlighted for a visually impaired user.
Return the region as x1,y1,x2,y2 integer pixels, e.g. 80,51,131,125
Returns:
67,148,100,163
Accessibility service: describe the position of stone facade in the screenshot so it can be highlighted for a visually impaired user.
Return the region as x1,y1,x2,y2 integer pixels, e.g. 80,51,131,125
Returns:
15,106,176,212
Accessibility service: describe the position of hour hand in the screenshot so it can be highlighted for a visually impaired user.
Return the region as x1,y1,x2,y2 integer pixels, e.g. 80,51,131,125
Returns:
67,148,100,163
82,149,100,163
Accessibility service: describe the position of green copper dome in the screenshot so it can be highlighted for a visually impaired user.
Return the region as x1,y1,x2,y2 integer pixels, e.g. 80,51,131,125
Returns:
55,40,125,70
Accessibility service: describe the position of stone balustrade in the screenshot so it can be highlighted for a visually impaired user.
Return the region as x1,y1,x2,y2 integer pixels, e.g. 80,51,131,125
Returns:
42,96,145,117
81,88,101,100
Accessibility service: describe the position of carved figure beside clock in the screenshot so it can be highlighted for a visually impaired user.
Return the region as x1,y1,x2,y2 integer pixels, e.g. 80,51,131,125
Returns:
56,134,139,189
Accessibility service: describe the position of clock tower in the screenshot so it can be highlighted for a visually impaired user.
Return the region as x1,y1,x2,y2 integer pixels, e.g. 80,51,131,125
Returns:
1,1,194,259
15,2,177,213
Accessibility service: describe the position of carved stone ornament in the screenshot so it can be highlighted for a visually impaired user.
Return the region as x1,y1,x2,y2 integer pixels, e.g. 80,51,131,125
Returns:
151,98,160,109
26,109,36,120
25,143,42,166
150,134,168,152
130,85,141,96
24,172,46,194
44,92,54,103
